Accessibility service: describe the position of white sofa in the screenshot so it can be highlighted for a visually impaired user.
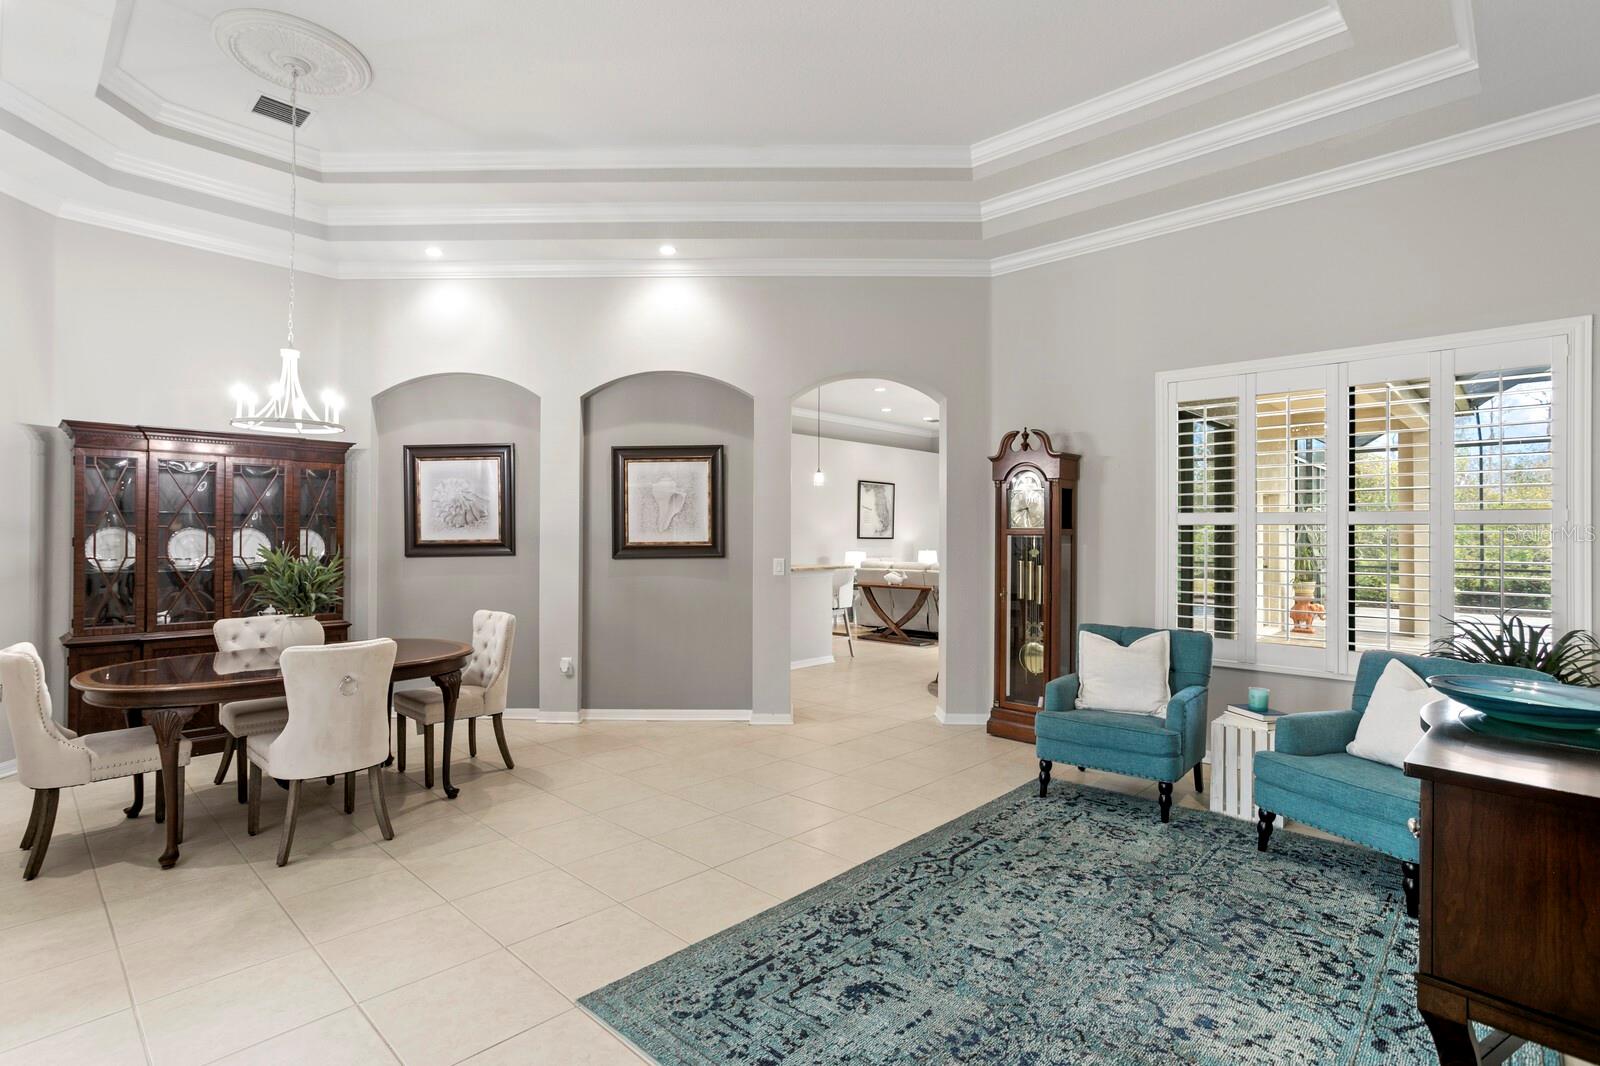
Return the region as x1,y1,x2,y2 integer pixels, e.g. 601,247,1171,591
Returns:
851,558,940,634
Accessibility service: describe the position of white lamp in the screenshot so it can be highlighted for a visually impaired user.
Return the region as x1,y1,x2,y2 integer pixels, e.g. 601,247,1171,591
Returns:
844,550,867,568
917,549,939,566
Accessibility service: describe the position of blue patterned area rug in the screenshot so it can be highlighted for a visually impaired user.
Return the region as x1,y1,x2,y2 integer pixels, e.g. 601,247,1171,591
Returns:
581,783,1555,1065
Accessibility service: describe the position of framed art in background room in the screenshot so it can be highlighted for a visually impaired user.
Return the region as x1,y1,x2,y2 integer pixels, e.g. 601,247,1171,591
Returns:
858,479,895,539
612,444,726,558
404,443,515,556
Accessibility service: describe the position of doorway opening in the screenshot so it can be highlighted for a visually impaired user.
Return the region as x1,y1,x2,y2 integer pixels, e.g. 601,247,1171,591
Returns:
789,377,943,723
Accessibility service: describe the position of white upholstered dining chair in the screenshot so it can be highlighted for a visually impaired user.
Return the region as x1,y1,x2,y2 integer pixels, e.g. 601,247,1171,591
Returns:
212,615,324,804
393,610,516,787
1,641,194,880
244,638,397,866
832,570,857,658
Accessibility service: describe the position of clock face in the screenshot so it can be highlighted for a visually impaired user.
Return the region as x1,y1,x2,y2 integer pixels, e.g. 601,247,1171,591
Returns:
1008,470,1046,529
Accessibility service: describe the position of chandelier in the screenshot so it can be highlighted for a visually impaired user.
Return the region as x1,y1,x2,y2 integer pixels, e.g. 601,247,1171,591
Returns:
230,64,343,436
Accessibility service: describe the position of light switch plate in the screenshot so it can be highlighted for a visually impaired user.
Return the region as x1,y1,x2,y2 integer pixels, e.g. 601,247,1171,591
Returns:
772,558,786,576
559,657,574,677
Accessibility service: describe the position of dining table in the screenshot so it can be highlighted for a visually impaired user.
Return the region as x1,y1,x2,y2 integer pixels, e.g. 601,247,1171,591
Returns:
70,636,474,869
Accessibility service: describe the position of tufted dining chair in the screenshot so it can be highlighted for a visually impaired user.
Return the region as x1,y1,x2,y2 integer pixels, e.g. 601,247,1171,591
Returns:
212,616,324,804
2,642,193,880
393,610,516,787
244,638,397,866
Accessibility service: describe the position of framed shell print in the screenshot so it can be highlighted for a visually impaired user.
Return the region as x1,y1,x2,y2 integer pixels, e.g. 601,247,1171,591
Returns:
404,444,515,557
612,445,725,558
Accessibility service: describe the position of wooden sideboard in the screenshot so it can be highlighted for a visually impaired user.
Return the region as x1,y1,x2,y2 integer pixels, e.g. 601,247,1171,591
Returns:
60,421,352,752
1405,698,1600,1064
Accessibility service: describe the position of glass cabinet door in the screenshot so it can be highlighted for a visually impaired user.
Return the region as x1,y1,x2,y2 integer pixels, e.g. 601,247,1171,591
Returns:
230,463,287,615
1005,533,1048,706
81,455,141,629
152,458,218,628
298,466,340,566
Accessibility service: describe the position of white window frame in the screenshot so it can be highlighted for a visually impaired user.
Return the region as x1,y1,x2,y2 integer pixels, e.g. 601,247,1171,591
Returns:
1155,317,1592,681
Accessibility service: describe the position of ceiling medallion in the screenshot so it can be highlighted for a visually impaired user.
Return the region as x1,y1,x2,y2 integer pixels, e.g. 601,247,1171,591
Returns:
212,9,372,97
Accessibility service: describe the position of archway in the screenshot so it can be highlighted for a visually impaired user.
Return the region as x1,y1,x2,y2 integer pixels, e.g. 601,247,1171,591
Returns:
790,376,946,722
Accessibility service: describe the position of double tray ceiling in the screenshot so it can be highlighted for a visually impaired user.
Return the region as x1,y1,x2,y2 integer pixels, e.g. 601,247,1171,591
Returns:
2,0,1598,276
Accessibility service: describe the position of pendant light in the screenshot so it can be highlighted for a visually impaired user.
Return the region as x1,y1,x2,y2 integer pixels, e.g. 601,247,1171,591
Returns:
230,65,344,436
812,386,826,486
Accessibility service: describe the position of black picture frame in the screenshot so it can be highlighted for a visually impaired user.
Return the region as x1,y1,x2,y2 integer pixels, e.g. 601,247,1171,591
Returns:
612,445,726,558
403,443,515,557
857,479,896,539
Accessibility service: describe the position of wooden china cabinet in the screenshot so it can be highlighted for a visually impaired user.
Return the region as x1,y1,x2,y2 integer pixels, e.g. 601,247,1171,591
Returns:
61,421,352,752
988,428,1079,743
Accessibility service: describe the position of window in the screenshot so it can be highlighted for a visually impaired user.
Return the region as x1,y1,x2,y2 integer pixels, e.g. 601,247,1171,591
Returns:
1160,320,1591,676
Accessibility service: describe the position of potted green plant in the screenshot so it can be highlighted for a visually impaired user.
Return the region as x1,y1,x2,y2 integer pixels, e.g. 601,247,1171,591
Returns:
1289,533,1322,634
242,547,344,646
1429,615,1600,686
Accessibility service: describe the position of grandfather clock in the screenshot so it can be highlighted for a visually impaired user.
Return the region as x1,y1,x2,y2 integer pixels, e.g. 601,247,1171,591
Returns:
988,428,1079,743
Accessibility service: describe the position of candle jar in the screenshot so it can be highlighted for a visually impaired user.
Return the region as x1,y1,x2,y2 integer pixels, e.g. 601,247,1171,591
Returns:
1248,687,1270,712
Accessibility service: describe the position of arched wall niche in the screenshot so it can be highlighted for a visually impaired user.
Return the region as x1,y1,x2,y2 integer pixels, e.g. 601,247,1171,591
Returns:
581,370,755,713
371,372,542,709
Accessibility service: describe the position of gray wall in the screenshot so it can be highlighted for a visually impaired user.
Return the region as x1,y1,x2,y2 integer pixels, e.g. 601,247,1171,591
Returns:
373,374,541,708
990,124,1600,718
582,373,754,710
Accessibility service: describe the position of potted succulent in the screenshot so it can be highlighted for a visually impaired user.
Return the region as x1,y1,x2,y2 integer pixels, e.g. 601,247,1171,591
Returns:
243,547,344,646
1429,615,1600,686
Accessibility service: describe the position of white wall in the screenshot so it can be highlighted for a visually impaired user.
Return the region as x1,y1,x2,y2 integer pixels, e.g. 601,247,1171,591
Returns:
373,374,541,709
790,433,941,565
990,125,1600,720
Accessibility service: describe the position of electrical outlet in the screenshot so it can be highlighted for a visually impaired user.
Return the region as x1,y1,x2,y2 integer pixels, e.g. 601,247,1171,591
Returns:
772,558,786,576
559,657,574,677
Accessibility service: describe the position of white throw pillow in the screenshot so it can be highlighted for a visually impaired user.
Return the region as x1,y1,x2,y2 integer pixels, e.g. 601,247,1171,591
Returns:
1076,631,1171,716
1346,659,1433,769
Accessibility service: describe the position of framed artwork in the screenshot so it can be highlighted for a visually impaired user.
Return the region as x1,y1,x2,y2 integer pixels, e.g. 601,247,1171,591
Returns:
858,479,896,539
612,445,725,558
403,444,515,557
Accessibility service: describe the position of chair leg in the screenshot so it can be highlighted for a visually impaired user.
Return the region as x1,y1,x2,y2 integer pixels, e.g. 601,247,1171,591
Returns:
1257,809,1276,852
1158,781,1173,823
20,789,43,850
213,737,235,785
1038,759,1052,798
492,714,514,770
124,773,144,819
247,761,262,836
469,717,478,758
175,766,186,845
1402,861,1420,920
396,717,407,773
277,780,302,867
22,788,59,881
423,725,435,789
235,739,248,804
343,773,356,815
1192,763,1204,794
845,609,855,657
154,769,165,825
368,765,394,841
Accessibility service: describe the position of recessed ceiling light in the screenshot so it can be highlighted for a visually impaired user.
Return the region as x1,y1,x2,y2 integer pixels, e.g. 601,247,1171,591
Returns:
873,386,887,393
658,244,677,256
424,246,443,259
880,407,893,413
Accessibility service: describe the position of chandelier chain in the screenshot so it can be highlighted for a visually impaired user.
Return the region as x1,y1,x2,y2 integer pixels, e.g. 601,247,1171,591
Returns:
286,68,298,346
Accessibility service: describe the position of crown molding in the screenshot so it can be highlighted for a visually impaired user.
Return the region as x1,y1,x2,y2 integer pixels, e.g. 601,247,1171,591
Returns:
320,200,980,226
981,40,1478,221
990,92,1600,275
53,201,340,276
790,407,940,438
333,257,991,280
971,3,1349,169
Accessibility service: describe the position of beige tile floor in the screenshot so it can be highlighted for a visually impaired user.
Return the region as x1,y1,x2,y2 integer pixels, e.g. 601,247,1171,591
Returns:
0,638,1228,1066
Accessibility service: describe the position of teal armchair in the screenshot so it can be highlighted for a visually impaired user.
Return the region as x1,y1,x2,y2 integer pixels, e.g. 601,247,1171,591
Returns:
1253,650,1547,917
1035,624,1214,823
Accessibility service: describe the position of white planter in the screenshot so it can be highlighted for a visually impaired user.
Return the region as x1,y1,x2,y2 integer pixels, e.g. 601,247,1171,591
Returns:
278,615,324,648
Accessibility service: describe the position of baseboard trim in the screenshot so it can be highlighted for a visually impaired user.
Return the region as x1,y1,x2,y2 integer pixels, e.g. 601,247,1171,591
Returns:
751,711,795,726
501,707,582,724
0,759,14,780
790,655,835,670
936,709,989,726
582,708,753,722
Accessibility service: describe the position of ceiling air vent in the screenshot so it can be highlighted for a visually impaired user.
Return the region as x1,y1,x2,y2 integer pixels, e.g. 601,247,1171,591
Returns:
251,95,310,126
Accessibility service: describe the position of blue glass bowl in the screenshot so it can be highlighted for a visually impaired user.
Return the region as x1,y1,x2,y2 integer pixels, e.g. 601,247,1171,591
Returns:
1426,674,1600,730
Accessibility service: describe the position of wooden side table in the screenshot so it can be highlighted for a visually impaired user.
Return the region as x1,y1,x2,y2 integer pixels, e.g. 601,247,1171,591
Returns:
1208,706,1282,821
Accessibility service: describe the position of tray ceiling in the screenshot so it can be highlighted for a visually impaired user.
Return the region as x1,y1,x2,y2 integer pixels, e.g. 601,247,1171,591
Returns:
1,0,1598,277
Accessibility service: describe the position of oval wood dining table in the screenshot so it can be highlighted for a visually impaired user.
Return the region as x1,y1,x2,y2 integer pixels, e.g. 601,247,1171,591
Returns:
71,637,473,869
